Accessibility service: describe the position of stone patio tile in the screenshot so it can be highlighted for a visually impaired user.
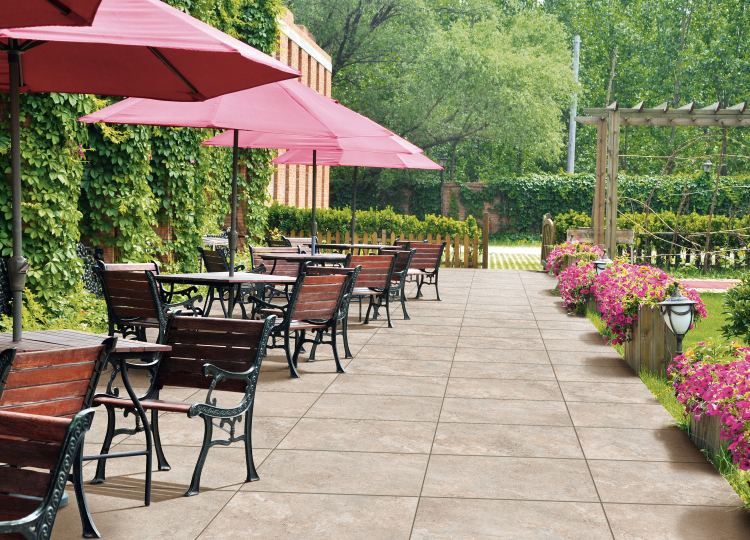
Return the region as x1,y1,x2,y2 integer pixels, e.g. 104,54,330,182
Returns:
251,391,320,418
450,361,555,380
559,381,659,404
588,460,743,506
53,488,234,540
261,355,354,373
306,394,443,422
421,455,598,501
452,348,550,364
541,329,608,342
278,418,436,453
567,402,676,429
464,311,537,321
345,358,453,377
547,351,625,366
379,325,462,335
326,374,448,397
356,345,455,360
603,503,750,540
412,498,612,540
459,327,542,339
464,304,533,313
242,450,428,496
447,377,563,400
468,296,530,305
535,319,598,330
457,336,546,350
577,427,707,462
460,317,540,329
398,317,464,326
257,370,339,393
433,423,582,458
533,311,580,321
543,339,617,352
365,333,459,347
439,397,572,426
198,493,418,540
552,365,642,384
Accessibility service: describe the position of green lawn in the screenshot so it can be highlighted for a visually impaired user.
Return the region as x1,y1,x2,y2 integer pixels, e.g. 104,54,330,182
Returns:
683,293,730,350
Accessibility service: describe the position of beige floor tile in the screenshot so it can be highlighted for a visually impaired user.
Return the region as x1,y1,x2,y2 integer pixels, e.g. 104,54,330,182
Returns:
242,450,428,496
440,397,572,426
422,455,598,501
345,358,453,377
326,374,448,397
553,365,642,384
567,402,676,429
457,336,546,350
559,381,660,404
356,345,455,360
459,327,542,339
198,492,418,540
379,325,462,335
450,362,556,380
306,394,443,422
446,377,563,401
257,370,339,393
452,348,550,364
251,391,320,417
589,460,742,506
460,318,540,329
543,339,618,352
541,329,606,342
604,503,750,540
398,316,464,326
577,427,707,462
548,351,625,366
278,418,436,453
433,423,582,458
412,498,612,540
364,333,459,347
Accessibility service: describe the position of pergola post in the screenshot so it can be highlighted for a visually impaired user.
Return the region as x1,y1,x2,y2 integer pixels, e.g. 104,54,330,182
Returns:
592,117,607,249
605,106,620,258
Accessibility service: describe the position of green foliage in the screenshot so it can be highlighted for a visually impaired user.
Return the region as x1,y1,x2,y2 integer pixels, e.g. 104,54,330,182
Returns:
553,210,592,243
722,274,750,344
0,285,108,334
267,202,481,238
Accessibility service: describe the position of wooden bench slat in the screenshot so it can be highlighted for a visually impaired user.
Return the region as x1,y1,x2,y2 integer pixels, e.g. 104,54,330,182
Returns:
0,410,70,442
0,437,62,469
0,465,50,499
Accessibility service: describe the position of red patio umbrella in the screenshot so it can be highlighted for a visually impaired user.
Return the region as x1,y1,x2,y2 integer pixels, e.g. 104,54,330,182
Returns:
2,0,102,28
272,149,442,242
2,0,299,341
79,80,421,272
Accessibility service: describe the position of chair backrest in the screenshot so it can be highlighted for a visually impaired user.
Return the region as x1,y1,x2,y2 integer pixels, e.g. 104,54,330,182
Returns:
411,242,446,270
97,260,160,274
198,247,229,273
393,248,416,276
306,265,361,321
156,316,275,394
348,254,398,290
95,266,167,330
387,241,411,251
282,236,317,250
0,338,115,417
266,238,288,247
248,245,302,276
287,270,351,323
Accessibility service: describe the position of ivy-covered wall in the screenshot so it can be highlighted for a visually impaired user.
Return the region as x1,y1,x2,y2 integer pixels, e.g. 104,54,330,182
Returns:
0,0,282,303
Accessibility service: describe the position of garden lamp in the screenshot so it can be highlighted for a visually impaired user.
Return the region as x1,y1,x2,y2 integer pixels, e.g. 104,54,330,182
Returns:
657,281,696,355
592,253,613,275
702,159,713,176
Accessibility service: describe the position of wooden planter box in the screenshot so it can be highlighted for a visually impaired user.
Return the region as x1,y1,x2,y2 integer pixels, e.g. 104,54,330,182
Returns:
623,305,677,375
586,298,600,316
689,414,726,457
562,253,596,271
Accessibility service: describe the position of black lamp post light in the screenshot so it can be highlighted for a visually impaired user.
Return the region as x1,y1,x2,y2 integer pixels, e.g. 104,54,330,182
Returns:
657,281,696,356
592,251,613,275
702,158,713,178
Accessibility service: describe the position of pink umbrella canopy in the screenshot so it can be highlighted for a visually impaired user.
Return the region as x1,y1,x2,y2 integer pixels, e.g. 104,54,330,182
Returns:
273,148,441,169
0,0,299,100
2,0,102,28
2,0,299,342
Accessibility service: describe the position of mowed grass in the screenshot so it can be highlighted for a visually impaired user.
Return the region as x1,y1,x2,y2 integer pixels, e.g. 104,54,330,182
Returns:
683,292,731,350
489,252,542,270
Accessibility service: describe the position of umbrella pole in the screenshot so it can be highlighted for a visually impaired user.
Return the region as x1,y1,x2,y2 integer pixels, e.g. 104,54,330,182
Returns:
350,166,358,243
311,150,317,247
228,129,239,315
8,45,27,342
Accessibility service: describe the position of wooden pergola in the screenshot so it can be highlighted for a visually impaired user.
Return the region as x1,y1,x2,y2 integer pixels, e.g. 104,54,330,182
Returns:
575,101,750,257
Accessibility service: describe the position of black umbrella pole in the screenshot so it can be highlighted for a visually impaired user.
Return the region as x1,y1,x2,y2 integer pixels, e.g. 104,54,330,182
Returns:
9,50,27,342
311,150,317,242
350,166,358,243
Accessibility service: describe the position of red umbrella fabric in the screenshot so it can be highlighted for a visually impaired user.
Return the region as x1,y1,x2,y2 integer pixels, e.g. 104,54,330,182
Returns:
273,148,442,169
2,0,102,28
0,0,299,100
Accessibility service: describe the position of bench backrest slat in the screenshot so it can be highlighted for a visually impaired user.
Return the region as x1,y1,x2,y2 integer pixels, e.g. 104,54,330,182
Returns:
409,242,445,270
349,254,397,289
97,267,163,323
248,246,301,276
291,274,348,322
198,248,228,273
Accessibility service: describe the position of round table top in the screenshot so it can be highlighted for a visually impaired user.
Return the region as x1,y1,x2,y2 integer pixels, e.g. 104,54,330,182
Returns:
258,253,348,261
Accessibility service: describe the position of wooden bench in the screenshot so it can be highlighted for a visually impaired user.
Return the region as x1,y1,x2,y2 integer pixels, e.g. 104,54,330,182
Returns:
349,253,398,328
98,260,199,305
396,241,446,300
282,236,317,250
92,315,276,496
381,248,415,321
248,245,301,303
0,340,117,539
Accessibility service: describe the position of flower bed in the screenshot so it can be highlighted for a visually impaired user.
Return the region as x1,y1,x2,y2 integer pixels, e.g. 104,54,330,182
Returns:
546,241,602,277
671,342,750,470
558,262,597,315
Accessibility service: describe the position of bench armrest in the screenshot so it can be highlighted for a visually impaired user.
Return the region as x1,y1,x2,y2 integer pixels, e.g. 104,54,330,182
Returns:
187,363,259,419
166,294,204,316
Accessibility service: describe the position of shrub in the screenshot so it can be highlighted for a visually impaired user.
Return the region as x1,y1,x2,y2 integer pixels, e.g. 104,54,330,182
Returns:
546,241,602,277
670,341,750,470
553,210,592,243
722,274,750,344
558,262,597,315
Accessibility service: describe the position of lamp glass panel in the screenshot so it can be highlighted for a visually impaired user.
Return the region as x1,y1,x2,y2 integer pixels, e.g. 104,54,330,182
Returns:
669,309,693,335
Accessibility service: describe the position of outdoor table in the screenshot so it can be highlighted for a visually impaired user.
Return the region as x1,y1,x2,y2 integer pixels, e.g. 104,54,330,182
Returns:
156,272,297,318
0,329,171,510
315,243,386,253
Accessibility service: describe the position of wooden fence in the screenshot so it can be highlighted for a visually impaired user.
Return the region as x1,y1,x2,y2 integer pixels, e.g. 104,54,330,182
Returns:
281,213,491,270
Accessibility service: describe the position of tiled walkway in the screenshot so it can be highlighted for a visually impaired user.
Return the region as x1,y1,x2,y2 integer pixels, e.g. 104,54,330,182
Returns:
53,269,750,539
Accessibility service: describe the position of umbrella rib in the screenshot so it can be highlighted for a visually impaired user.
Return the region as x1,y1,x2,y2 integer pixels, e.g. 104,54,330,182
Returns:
43,0,72,15
148,46,199,95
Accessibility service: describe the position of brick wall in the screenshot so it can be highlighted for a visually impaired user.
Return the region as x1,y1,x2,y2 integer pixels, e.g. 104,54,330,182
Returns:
441,182,508,234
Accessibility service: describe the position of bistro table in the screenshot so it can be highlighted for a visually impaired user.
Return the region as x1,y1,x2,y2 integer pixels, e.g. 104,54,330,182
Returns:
315,243,386,253
0,329,172,510
156,272,297,318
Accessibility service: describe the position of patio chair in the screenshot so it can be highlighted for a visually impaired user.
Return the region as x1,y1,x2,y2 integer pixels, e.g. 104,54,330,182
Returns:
197,247,265,318
96,264,200,341
97,259,198,304
373,248,416,321
252,267,354,377
348,253,398,328
247,245,301,302
0,339,116,539
92,315,276,496
397,242,446,300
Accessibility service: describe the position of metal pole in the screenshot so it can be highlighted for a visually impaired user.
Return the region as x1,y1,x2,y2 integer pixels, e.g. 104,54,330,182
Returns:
9,45,27,342
350,166,358,243
228,129,239,316
439,167,445,216
311,150,317,240
566,35,581,174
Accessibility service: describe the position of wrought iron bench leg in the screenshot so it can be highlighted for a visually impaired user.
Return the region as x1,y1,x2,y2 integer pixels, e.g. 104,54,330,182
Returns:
292,329,306,367
342,317,353,359
284,332,299,378
244,406,259,482
152,409,170,472
415,274,424,298
364,295,375,324
202,286,215,316
186,416,212,496
399,289,410,319
385,292,393,328
434,272,441,301
331,327,345,373
91,405,116,484
73,445,101,538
